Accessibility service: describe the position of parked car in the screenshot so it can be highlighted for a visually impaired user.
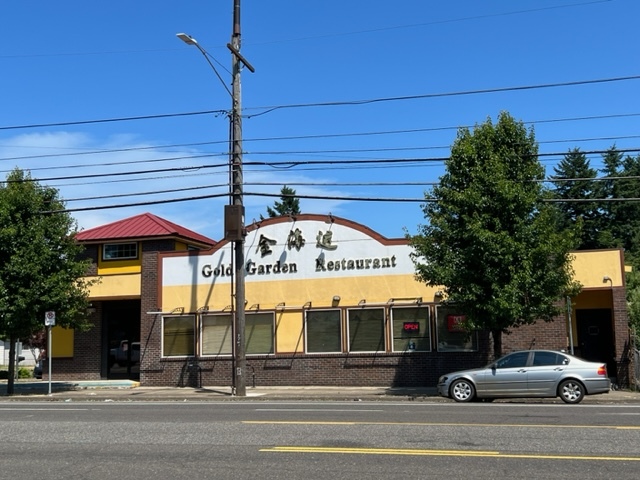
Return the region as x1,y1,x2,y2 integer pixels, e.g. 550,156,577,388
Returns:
437,349,611,404
109,340,140,367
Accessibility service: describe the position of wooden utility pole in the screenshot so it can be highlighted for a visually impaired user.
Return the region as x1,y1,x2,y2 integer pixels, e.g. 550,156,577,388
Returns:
229,0,254,397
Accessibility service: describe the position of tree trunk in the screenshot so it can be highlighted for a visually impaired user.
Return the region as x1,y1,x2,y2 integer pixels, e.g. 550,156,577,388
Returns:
491,329,503,360
6,335,16,395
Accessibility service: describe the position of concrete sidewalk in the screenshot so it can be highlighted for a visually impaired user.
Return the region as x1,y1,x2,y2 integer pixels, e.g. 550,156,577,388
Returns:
1,380,640,403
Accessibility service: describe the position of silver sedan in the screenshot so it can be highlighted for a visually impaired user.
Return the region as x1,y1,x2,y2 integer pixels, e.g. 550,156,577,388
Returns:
437,350,611,404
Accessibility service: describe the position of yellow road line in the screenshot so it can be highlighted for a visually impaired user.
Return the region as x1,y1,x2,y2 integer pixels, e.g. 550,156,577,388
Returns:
261,446,640,461
244,420,640,430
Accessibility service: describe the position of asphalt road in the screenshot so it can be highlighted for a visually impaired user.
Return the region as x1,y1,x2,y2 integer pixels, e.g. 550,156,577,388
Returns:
2,401,639,480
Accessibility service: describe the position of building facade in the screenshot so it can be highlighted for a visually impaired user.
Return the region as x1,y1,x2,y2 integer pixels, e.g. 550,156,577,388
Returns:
51,213,632,388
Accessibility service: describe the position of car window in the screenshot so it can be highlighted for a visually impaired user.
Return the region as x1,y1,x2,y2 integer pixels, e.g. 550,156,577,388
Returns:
495,351,529,369
532,351,563,366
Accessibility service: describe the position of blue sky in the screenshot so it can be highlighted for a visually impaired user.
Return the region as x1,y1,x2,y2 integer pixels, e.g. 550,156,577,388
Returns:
1,0,638,241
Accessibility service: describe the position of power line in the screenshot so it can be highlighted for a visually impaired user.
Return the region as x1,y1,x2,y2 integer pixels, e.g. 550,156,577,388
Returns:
44,189,640,216
245,75,640,117
2,75,638,130
3,112,639,163
6,147,638,185
0,110,228,131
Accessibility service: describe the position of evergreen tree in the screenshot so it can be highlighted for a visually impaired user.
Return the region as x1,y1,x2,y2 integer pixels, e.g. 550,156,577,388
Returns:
410,112,580,359
615,154,640,259
551,148,599,249
266,185,301,218
596,147,624,249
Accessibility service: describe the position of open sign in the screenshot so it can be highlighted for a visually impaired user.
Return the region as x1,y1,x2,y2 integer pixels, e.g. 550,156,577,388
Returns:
403,321,420,332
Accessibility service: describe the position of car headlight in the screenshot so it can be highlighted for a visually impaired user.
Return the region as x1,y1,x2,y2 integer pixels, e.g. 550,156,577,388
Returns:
438,376,448,384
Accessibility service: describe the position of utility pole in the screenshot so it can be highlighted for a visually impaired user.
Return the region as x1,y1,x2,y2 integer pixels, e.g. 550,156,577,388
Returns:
177,1,253,397
229,0,254,397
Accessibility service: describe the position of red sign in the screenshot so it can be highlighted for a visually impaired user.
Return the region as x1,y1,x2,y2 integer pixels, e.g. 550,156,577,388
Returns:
403,321,420,332
447,315,466,332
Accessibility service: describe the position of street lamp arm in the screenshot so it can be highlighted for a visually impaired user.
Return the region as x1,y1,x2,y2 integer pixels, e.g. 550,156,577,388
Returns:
176,33,233,98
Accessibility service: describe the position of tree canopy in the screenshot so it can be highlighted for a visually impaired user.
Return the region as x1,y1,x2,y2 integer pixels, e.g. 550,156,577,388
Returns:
410,112,580,358
0,168,93,394
550,147,640,333
552,148,600,249
265,185,301,218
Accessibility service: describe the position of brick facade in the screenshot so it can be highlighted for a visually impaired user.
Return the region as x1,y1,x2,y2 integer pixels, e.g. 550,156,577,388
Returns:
62,227,632,389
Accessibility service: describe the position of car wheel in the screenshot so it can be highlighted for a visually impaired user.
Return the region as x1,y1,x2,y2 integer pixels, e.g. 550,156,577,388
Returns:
450,379,476,403
558,379,585,404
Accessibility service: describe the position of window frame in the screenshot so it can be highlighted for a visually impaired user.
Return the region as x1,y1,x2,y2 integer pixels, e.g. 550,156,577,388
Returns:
201,313,233,357
102,242,138,261
305,308,343,354
245,311,275,355
162,315,196,358
347,307,386,353
435,305,479,352
390,305,432,353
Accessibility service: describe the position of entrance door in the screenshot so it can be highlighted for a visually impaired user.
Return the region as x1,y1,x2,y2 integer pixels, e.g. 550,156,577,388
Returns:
103,300,141,380
576,309,615,375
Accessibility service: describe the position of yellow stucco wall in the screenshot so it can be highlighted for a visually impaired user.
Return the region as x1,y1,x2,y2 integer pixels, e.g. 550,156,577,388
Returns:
571,250,624,288
161,274,439,313
87,273,141,298
159,244,625,357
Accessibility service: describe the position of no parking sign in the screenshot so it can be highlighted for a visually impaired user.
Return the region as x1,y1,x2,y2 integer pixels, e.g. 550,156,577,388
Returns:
45,311,56,326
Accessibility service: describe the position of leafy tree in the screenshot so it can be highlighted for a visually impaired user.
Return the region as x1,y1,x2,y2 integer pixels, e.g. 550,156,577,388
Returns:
410,112,580,359
551,148,599,249
266,185,301,218
0,168,93,395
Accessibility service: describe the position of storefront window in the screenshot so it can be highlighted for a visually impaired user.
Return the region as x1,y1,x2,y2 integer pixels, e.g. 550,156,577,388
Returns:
163,315,195,357
435,306,478,352
391,306,431,352
202,314,232,356
246,312,274,355
305,309,342,353
348,308,385,352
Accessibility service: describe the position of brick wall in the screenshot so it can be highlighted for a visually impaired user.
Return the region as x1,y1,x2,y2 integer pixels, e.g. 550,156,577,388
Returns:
613,286,632,386
46,304,102,381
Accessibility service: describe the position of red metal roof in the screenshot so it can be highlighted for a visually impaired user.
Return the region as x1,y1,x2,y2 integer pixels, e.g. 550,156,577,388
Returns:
75,212,216,248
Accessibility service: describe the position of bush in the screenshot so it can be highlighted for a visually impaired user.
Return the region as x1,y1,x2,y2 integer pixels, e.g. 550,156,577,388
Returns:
0,368,34,379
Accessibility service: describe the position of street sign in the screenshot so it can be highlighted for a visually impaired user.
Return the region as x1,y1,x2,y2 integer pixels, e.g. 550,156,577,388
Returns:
45,311,56,326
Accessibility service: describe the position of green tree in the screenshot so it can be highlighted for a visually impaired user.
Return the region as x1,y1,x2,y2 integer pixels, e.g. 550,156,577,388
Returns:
614,154,640,259
410,112,580,359
596,147,624,249
266,185,301,218
551,148,599,249
0,168,94,395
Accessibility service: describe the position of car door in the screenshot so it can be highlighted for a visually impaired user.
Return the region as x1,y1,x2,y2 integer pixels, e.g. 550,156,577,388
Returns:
476,351,531,396
527,351,567,395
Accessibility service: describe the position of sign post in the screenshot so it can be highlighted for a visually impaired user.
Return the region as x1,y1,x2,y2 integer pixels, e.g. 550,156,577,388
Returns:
44,311,55,395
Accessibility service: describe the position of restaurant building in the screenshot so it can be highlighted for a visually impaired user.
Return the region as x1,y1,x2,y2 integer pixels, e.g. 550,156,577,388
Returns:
50,212,632,388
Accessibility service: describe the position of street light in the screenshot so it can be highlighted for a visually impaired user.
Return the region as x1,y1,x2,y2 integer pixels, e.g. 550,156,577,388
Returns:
176,1,253,397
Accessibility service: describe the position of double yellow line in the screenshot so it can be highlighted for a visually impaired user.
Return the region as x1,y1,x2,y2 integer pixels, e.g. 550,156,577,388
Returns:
245,420,640,430
261,446,640,462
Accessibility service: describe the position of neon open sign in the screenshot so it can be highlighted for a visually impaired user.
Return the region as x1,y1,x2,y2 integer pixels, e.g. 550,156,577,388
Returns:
403,321,420,332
